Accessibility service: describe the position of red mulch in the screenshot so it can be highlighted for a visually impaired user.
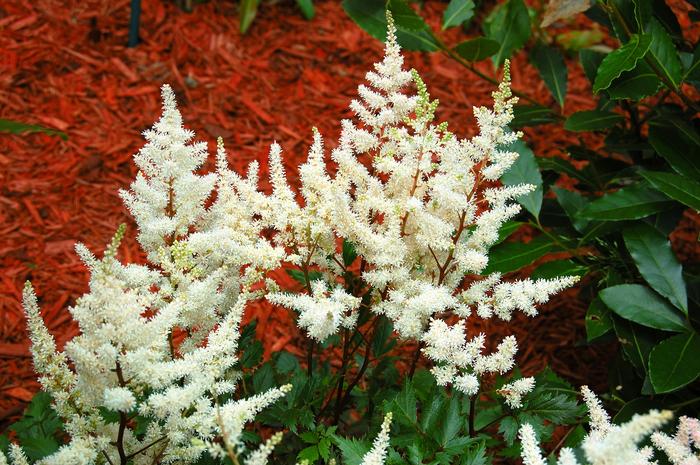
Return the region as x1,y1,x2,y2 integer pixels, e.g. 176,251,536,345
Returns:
0,0,697,430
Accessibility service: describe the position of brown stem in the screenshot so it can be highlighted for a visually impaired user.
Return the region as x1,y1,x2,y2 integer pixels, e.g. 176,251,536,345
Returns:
126,436,168,460
408,342,423,379
468,395,477,438
335,331,374,423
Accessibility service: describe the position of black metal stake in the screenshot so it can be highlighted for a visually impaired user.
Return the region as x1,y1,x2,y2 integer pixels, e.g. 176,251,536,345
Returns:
128,0,141,48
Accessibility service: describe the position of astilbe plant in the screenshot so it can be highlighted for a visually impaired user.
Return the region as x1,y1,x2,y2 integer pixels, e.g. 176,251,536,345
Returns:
7,12,602,465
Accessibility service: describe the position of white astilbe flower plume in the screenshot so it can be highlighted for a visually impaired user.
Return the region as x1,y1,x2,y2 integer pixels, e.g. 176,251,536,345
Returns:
252,11,578,397
519,387,695,465
20,91,288,465
360,413,393,465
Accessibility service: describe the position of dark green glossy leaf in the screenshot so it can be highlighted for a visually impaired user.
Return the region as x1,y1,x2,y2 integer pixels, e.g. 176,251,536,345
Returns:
586,297,613,341
454,37,501,62
342,239,358,267
564,110,624,131
342,0,440,51
531,43,568,106
593,34,652,92
483,0,531,66
612,317,658,374
606,60,661,100
442,0,475,29
501,140,543,218
648,118,700,179
649,332,700,393
600,284,690,332
623,223,687,313
580,48,605,84
484,236,555,274
510,104,559,128
640,171,700,212
553,187,590,232
531,259,587,280
646,18,682,89
578,185,673,220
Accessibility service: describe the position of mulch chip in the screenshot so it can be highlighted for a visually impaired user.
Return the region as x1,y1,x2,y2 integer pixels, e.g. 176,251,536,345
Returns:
1,0,698,428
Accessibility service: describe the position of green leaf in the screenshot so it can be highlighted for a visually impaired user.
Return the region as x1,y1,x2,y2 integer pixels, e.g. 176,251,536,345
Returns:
649,332,700,393
530,43,568,107
612,317,658,373
525,392,580,424
239,0,260,33
510,104,559,128
648,118,700,179
342,0,439,51
585,297,613,341
440,396,462,446
420,394,445,433
564,110,624,131
580,48,606,84
646,18,682,89
484,236,555,274
454,37,501,62
606,60,661,100
442,0,475,29
593,34,652,92
531,259,587,280
498,417,519,446
275,351,300,373
640,171,700,212
0,119,68,140
494,221,524,245
483,0,531,66
298,445,320,463
393,382,417,424
623,223,687,313
600,284,690,332
553,187,590,232
333,436,370,465
501,140,543,218
19,438,60,461
578,185,673,220
342,239,358,267
296,0,315,19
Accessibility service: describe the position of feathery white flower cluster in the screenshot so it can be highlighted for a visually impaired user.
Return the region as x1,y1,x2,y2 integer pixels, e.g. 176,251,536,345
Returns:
13,86,288,465
252,13,577,397
519,387,699,465
360,413,393,465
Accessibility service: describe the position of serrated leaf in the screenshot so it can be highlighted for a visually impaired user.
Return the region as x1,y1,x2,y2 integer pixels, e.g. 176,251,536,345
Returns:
440,396,462,445
623,223,687,313
531,43,568,107
600,284,690,332
484,0,531,66
443,0,475,29
593,34,652,92
524,392,580,424
649,332,700,393
19,438,60,461
393,382,417,424
333,436,371,465
564,110,624,131
420,394,445,433
640,171,700,212
342,239,358,267
585,297,613,341
275,351,300,373
501,140,543,218
484,236,555,274
498,417,519,445
578,185,673,220
286,269,323,287
454,37,501,62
